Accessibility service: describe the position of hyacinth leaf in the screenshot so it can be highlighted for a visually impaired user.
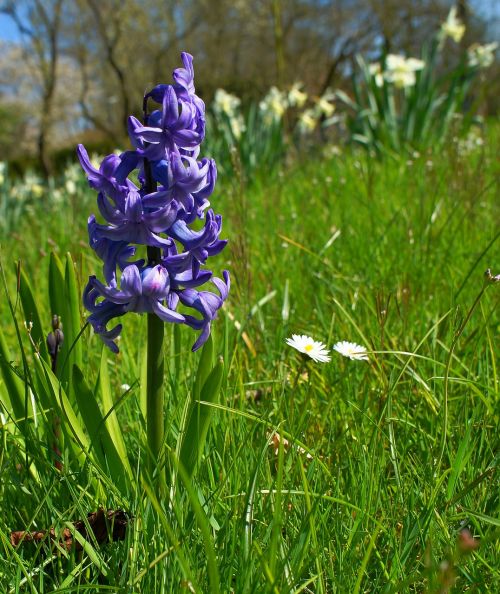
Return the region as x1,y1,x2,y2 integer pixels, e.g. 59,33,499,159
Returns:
72,364,127,493
193,333,214,402
17,265,49,362
48,252,66,376
140,348,147,422
64,253,83,371
169,450,221,594
32,352,88,462
98,348,133,481
0,327,26,421
179,355,223,478
48,252,65,327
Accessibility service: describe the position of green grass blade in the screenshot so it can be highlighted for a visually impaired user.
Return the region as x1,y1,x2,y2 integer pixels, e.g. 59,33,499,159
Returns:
17,265,49,362
72,364,127,492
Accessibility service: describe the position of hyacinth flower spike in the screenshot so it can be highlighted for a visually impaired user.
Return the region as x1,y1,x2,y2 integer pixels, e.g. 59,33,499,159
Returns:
79,52,229,482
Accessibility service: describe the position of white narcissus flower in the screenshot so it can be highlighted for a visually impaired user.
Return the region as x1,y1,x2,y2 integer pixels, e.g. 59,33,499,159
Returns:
467,42,498,69
298,108,317,133
260,86,288,120
229,115,246,139
369,62,384,87
214,88,241,117
441,7,465,43
288,82,308,108
286,334,331,363
314,91,335,118
384,54,425,88
333,341,369,361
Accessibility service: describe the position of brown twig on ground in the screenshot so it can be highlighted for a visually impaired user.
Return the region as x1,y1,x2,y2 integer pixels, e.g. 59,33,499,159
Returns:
10,509,130,551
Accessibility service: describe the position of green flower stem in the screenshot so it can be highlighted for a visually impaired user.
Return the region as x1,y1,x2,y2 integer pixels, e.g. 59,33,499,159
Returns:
147,309,164,447
143,137,166,486
146,247,166,488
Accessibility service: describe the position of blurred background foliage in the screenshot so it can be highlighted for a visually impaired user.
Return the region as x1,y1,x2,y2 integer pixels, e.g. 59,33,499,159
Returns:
0,0,498,176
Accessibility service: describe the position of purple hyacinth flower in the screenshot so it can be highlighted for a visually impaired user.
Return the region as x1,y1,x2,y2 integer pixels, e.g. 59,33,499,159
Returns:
80,51,228,352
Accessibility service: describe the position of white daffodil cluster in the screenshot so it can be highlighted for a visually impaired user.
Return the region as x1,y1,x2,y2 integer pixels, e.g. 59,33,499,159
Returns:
467,42,498,69
211,81,338,135
297,89,335,133
441,7,465,43
213,88,246,139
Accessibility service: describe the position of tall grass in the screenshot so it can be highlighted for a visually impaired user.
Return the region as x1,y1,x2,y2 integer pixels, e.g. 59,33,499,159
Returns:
0,125,498,592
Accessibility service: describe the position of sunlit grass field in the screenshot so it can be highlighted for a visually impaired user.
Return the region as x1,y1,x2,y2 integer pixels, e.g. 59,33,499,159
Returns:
0,127,498,592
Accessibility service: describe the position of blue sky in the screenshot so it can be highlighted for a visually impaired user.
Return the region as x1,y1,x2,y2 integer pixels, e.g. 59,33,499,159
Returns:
1,1,499,42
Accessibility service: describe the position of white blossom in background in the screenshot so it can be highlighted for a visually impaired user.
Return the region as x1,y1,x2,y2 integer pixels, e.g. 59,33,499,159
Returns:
441,7,465,43
467,42,498,69
456,126,485,155
369,62,384,87
314,90,335,118
298,108,318,133
0,162,5,185
384,54,425,88
213,88,241,117
229,115,246,139
288,82,308,108
259,86,288,122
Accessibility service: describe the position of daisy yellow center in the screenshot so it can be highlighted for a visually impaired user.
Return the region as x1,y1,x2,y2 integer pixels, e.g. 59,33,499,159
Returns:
304,344,314,352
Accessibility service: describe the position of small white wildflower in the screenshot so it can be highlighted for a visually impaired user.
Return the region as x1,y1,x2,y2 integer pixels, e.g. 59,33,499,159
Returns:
333,341,369,361
286,334,331,363
441,7,465,43
121,383,131,392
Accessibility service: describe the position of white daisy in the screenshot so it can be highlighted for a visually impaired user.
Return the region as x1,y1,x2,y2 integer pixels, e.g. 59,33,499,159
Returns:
333,341,369,361
286,334,331,363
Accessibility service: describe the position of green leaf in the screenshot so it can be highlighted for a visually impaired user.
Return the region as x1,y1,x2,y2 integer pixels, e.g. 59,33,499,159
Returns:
48,251,65,323
179,356,224,478
0,327,26,421
98,348,133,481
63,253,83,371
193,333,214,402
72,364,127,493
17,265,49,362
32,353,89,462
48,252,66,373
